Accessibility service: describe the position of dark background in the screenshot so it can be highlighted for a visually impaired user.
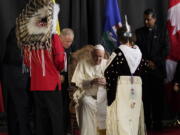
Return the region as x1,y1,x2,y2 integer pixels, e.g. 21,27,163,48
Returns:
0,0,172,125
0,0,168,63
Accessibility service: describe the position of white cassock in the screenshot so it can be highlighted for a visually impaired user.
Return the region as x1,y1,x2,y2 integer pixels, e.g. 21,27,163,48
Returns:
71,58,107,135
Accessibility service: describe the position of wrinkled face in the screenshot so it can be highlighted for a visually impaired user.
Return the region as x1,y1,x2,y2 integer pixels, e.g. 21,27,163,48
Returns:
144,14,156,28
61,35,74,49
91,49,105,65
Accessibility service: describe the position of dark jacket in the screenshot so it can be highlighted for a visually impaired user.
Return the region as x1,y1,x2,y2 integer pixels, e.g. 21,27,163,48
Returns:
3,27,23,66
135,25,169,79
174,61,180,84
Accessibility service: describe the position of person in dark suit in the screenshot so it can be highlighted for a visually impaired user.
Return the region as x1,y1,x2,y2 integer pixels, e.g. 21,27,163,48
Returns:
135,9,169,130
1,26,32,135
59,28,74,134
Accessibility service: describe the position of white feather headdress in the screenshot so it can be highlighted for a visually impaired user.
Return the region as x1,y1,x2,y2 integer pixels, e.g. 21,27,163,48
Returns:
16,0,60,49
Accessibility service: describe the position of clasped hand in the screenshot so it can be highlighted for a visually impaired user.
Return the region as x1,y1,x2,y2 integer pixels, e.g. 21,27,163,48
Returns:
147,60,156,69
91,78,106,86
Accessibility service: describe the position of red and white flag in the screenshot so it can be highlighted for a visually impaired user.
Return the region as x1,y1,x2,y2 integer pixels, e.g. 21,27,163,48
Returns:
167,0,180,60
166,0,180,82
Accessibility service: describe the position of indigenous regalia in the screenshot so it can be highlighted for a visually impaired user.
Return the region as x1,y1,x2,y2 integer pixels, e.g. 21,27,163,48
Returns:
16,1,65,135
16,0,64,91
105,45,148,135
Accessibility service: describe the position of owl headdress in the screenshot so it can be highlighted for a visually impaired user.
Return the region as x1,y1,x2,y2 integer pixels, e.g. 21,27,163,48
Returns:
16,0,60,50
16,0,60,75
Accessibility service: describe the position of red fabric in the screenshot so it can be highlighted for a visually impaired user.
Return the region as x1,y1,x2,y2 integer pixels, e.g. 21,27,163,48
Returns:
167,1,180,60
0,83,4,112
73,130,80,135
148,128,180,135
167,21,180,60
168,0,180,8
24,34,64,91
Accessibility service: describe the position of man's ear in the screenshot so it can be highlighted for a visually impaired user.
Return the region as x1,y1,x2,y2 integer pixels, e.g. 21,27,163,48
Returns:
91,50,94,56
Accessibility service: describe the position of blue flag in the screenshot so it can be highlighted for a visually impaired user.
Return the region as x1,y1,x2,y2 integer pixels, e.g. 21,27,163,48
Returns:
101,0,122,53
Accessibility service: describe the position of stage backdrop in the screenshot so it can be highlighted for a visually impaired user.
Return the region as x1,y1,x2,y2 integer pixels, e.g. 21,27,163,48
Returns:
0,0,168,63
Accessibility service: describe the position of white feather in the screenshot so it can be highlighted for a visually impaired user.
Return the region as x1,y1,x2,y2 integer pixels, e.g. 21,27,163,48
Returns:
52,4,60,34
125,15,131,32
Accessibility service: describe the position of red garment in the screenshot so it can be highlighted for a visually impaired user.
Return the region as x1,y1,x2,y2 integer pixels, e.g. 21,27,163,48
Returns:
24,34,64,91
167,0,180,60
165,83,180,113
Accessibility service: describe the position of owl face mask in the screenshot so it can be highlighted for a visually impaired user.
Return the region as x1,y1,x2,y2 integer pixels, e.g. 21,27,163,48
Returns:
16,0,59,49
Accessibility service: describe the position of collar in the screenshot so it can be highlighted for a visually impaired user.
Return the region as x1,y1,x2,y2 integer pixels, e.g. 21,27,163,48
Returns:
119,45,142,74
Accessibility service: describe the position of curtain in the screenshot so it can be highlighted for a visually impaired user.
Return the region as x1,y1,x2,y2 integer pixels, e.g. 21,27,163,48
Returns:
0,0,168,61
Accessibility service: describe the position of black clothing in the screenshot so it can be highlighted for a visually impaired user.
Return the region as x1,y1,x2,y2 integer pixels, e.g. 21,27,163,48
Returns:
3,27,23,66
61,50,71,133
32,90,64,135
135,26,169,79
3,66,32,135
174,61,180,84
2,27,32,135
141,74,164,129
61,71,70,133
135,26,169,129
104,48,149,106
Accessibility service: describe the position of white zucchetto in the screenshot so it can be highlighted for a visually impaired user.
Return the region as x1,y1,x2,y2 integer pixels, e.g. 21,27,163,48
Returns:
94,44,105,51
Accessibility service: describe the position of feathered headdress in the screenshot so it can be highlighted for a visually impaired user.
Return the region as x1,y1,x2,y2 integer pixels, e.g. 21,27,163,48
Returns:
124,15,132,38
16,0,60,76
16,0,59,50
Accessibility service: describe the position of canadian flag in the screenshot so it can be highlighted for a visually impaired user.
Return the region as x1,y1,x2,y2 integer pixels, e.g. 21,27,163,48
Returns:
167,0,180,60
166,0,180,82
